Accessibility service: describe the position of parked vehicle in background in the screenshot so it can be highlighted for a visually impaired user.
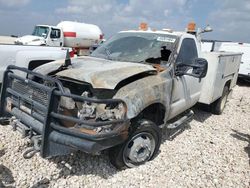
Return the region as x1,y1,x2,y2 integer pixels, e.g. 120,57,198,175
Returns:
15,21,104,55
219,43,250,82
201,40,250,82
201,39,229,52
0,44,73,85
0,22,241,169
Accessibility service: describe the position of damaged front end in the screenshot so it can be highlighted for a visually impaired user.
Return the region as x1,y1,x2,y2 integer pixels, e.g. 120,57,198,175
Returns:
0,65,129,158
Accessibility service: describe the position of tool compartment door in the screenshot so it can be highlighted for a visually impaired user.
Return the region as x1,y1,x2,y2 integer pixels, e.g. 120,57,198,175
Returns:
199,52,241,104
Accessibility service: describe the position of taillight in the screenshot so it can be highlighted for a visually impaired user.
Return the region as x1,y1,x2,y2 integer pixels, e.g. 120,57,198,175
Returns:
100,34,104,40
69,49,75,58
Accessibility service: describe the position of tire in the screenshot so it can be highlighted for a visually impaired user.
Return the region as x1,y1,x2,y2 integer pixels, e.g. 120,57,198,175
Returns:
211,86,229,115
109,119,162,169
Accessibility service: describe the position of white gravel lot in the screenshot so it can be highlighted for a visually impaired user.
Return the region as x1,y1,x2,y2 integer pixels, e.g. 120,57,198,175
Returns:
0,83,249,188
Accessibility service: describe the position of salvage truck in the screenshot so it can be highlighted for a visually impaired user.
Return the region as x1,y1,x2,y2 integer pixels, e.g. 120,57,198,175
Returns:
0,23,241,169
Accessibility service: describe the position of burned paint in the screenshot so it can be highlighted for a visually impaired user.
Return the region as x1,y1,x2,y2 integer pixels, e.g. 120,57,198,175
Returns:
114,71,173,120
34,55,173,125
35,56,157,89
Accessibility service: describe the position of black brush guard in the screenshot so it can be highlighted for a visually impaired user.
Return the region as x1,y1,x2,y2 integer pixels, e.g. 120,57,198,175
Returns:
0,65,129,158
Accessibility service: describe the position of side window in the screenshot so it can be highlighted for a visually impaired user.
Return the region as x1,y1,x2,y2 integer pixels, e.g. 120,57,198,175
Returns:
177,38,198,64
50,28,61,39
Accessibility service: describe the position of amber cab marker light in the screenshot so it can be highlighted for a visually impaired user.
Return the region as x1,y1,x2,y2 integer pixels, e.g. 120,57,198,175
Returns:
187,21,196,32
139,22,148,31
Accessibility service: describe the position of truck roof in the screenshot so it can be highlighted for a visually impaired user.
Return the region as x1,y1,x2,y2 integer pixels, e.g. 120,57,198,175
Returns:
119,29,192,38
36,25,52,27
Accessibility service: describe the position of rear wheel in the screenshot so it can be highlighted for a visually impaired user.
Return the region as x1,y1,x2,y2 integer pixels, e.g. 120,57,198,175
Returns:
109,119,161,169
211,86,229,115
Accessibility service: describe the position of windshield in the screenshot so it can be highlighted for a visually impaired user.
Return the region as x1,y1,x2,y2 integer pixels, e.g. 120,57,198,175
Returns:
32,26,49,38
91,32,178,63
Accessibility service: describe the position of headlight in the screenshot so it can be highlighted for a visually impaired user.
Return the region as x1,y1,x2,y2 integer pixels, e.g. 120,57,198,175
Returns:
77,101,126,121
77,102,126,134
75,91,126,121
96,103,126,120
58,90,127,134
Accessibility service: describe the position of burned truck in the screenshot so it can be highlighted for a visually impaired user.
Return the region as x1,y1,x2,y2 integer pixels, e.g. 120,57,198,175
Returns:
0,25,241,169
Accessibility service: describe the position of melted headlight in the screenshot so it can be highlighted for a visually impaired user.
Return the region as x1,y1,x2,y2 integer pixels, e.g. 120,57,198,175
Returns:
76,91,126,121
58,90,127,134
97,103,126,121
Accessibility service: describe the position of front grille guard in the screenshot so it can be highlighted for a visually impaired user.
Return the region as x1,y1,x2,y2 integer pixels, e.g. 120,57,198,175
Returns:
0,65,128,157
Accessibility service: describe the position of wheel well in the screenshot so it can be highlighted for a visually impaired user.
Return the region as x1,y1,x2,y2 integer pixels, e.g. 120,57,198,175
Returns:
28,60,53,70
225,80,231,89
134,103,166,126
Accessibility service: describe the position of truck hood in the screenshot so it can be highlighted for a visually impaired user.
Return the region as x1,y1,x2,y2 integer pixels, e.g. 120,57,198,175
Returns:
35,56,157,89
15,35,44,45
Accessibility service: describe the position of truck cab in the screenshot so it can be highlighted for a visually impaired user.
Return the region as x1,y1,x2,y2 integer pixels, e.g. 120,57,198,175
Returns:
15,25,64,46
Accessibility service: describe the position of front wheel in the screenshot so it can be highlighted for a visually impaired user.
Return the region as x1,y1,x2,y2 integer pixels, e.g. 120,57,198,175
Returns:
211,86,229,115
109,119,161,169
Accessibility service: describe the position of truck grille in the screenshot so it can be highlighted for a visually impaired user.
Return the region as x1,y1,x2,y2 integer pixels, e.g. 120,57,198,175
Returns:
11,80,49,107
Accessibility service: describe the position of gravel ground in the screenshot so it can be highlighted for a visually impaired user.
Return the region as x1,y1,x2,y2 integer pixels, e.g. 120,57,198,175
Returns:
0,83,249,188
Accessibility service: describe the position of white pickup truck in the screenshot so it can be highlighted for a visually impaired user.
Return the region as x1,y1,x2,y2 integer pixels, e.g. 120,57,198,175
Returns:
0,24,241,169
0,44,73,85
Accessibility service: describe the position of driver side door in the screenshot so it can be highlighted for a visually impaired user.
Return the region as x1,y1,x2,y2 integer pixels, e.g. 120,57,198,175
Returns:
168,37,204,119
47,28,63,47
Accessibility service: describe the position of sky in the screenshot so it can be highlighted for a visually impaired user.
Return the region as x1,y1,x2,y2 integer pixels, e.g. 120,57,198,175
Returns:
0,0,249,42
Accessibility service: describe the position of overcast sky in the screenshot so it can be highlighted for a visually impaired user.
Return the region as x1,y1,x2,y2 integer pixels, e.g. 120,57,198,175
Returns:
0,0,249,42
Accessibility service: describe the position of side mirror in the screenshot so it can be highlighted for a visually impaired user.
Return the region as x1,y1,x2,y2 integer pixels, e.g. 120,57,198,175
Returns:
41,33,47,38
203,25,213,33
199,25,213,34
176,58,208,78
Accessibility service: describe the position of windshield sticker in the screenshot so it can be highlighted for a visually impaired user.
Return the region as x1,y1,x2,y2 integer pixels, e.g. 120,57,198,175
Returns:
157,37,176,43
